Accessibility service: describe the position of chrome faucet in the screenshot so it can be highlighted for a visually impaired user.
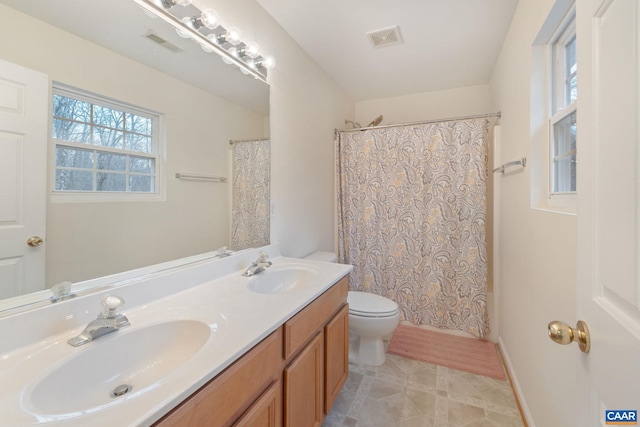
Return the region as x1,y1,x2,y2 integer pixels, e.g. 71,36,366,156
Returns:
242,251,272,277
68,295,130,347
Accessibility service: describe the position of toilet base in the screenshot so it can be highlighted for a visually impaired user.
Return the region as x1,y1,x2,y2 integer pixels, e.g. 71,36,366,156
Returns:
349,335,387,366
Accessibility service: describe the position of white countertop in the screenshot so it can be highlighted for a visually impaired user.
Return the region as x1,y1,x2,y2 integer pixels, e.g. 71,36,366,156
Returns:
0,246,352,426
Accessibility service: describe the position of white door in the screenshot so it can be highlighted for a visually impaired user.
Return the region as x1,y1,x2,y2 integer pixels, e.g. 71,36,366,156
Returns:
575,0,640,425
0,59,48,299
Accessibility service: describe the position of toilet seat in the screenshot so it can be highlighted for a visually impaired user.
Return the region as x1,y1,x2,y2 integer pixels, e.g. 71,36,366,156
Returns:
348,291,399,318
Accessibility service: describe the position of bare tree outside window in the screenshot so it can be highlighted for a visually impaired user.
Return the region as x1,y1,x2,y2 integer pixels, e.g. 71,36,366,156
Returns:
52,88,158,194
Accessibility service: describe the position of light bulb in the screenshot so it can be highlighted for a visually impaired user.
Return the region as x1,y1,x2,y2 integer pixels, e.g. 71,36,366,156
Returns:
260,55,276,70
201,34,218,52
242,42,260,59
176,17,193,38
221,48,240,65
199,9,219,29
226,27,242,45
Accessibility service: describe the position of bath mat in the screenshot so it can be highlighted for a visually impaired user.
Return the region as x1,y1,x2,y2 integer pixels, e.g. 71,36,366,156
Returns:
387,324,506,380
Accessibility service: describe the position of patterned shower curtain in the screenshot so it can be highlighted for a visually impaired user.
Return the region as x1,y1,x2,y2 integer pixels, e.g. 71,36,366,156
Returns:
230,139,270,251
336,118,490,337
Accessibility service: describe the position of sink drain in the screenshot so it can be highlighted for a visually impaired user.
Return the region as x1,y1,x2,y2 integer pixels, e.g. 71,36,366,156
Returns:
110,384,132,398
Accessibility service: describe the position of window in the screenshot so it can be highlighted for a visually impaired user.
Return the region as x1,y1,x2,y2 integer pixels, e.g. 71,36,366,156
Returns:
550,13,577,195
51,84,163,201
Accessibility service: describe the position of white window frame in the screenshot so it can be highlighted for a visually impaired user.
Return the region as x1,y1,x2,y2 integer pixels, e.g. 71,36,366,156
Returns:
50,83,166,203
548,8,577,208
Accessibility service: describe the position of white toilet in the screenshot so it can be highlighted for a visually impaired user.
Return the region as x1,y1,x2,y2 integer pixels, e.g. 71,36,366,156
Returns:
304,251,400,367
347,291,399,366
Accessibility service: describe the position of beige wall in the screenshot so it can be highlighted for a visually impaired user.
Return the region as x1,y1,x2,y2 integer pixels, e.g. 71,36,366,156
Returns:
489,0,578,425
0,5,266,286
354,84,491,126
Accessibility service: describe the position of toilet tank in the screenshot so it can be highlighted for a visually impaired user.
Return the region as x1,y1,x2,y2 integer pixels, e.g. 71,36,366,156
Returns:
303,251,337,263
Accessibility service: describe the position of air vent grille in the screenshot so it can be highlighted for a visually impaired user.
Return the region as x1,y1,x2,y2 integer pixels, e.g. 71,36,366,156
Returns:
366,26,403,48
143,31,184,53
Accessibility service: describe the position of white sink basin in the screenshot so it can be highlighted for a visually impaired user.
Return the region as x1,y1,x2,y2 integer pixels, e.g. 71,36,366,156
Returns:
26,320,211,416
247,265,320,294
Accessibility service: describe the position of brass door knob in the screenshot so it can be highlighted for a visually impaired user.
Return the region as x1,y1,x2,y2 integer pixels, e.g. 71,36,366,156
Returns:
548,320,590,353
27,236,44,247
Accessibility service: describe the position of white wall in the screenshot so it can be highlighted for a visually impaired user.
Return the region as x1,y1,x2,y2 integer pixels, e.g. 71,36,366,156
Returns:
354,84,491,126
0,5,266,286
197,0,355,258
489,1,577,426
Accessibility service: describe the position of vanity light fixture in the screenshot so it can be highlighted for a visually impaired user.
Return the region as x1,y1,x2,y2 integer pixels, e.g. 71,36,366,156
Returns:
160,0,192,8
133,0,275,81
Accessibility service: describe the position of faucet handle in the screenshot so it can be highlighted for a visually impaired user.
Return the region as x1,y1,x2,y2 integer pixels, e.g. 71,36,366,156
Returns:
101,295,125,318
257,251,269,263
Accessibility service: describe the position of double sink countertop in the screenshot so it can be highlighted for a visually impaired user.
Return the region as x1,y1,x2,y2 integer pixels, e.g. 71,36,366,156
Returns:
0,245,352,426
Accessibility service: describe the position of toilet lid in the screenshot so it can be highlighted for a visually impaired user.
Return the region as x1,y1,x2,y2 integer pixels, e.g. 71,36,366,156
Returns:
348,291,399,317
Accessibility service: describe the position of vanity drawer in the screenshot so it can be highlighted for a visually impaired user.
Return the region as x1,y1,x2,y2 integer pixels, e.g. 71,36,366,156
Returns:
283,276,348,360
154,328,283,427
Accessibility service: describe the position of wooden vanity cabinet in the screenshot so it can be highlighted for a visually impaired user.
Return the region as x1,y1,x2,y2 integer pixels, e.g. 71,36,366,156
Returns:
282,277,349,427
153,276,349,427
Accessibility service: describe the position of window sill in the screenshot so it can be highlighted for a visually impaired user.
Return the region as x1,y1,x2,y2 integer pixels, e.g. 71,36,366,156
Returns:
532,194,577,215
51,191,164,203
531,205,577,216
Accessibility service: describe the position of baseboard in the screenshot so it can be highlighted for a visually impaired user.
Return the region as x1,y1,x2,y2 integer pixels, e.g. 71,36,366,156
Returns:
497,336,535,427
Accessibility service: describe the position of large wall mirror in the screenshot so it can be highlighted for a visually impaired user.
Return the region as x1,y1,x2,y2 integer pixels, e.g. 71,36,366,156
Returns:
0,0,270,308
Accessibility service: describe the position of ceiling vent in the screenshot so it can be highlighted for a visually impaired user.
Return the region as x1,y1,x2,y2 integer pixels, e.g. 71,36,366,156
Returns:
366,26,403,49
143,31,184,53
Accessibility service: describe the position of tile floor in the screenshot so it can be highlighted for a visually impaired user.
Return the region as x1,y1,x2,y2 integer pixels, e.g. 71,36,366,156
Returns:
322,350,525,427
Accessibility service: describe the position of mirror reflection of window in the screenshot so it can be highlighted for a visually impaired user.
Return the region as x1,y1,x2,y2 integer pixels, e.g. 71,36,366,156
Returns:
52,84,162,198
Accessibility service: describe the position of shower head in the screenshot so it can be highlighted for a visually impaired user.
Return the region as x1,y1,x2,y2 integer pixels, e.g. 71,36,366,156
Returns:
367,115,383,127
345,119,361,129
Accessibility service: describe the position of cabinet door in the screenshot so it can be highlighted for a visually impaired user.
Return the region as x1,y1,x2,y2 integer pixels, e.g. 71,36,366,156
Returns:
234,381,281,427
283,332,323,427
324,304,349,413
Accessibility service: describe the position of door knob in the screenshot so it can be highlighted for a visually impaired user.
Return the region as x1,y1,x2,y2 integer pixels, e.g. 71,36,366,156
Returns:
27,236,44,247
548,320,590,353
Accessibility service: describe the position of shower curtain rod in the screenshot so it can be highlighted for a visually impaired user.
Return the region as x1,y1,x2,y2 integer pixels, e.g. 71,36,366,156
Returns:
229,137,269,145
335,111,501,134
